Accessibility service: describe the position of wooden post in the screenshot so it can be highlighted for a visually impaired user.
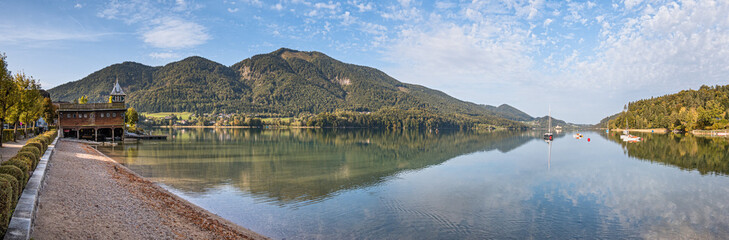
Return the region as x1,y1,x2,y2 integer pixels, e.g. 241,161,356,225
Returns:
77,129,80,139
112,128,115,143
95,128,98,142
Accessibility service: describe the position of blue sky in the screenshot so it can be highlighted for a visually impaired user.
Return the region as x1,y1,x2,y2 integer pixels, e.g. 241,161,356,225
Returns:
1,0,728,123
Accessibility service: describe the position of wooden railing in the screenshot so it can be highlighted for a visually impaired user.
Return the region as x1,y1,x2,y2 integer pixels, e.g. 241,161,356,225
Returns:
58,102,125,110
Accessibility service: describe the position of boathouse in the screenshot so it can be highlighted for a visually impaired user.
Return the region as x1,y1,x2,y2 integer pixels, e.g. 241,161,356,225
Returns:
58,79,127,141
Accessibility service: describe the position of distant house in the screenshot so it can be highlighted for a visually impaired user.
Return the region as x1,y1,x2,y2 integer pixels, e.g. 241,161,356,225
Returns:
57,79,127,141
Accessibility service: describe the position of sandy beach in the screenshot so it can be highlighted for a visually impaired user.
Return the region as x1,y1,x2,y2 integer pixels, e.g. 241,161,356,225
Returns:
31,140,268,239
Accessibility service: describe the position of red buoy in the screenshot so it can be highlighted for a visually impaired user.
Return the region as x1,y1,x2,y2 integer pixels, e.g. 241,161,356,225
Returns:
587,138,590,142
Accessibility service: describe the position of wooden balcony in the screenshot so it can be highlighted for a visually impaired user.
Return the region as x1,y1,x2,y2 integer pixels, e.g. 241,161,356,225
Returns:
58,102,126,111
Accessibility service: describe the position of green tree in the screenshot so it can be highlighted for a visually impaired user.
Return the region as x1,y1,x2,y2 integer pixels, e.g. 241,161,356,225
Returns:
125,107,139,127
0,53,19,147
8,72,40,140
41,97,57,126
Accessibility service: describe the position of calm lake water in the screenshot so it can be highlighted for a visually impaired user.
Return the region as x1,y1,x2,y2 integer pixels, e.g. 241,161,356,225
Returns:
99,128,729,239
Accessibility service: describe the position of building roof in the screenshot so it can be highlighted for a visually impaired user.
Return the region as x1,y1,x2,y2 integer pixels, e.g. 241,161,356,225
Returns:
110,78,126,96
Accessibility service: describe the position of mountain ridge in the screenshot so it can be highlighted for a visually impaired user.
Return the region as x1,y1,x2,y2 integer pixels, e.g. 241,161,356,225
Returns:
49,48,536,127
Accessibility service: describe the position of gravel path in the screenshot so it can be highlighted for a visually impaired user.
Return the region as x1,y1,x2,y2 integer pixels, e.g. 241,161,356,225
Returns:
31,140,268,239
0,138,29,162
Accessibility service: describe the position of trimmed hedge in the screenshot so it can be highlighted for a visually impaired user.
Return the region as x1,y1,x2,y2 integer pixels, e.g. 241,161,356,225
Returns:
12,153,37,171
0,180,11,236
0,166,25,191
1,128,41,143
0,129,57,237
0,175,18,209
19,146,40,160
25,141,44,154
0,159,29,184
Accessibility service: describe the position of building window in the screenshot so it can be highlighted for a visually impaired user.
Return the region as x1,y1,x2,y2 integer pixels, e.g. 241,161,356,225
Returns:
67,114,71,118
107,113,110,117
73,113,77,118
113,113,116,117
84,114,88,118
90,113,94,118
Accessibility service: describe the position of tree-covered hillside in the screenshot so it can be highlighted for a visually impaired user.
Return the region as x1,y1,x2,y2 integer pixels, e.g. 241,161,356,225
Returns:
601,85,729,131
49,48,528,128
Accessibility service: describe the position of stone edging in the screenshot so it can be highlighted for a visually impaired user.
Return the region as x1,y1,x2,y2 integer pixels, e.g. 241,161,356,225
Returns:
3,135,59,240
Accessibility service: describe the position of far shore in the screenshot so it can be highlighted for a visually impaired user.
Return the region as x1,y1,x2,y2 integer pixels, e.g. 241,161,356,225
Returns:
155,125,317,129
610,128,669,133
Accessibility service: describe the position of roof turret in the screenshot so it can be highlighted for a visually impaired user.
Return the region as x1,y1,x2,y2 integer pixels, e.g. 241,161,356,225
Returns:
110,78,126,96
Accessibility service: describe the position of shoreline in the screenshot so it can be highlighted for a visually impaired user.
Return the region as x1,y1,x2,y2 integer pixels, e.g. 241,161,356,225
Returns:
32,140,268,239
154,125,317,129
610,128,669,133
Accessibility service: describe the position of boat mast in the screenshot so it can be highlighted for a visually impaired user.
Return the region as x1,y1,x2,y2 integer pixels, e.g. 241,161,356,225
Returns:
548,105,552,133
625,103,629,131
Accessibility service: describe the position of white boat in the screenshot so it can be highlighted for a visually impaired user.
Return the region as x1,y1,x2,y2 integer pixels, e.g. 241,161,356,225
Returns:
544,106,553,141
619,103,641,142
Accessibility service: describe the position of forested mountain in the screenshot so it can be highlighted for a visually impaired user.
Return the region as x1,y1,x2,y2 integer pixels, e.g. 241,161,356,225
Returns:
600,85,729,131
483,104,533,121
49,48,529,128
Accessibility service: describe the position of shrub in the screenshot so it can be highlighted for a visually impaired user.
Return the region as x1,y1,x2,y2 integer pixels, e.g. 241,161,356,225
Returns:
0,166,25,190
0,180,12,236
20,146,41,159
0,160,29,183
15,152,38,170
26,141,45,153
39,136,50,145
0,175,19,207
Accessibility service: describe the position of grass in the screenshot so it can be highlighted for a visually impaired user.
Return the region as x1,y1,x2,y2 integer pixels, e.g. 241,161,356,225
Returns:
261,117,293,124
141,112,194,120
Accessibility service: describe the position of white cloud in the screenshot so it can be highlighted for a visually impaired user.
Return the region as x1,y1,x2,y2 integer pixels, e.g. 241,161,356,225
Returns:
435,1,455,10
350,1,373,12
543,18,553,27
142,17,210,49
341,11,356,25
98,0,158,24
386,15,534,88
74,3,83,8
98,0,210,49
624,0,643,10
228,8,240,13
360,22,386,35
398,0,412,8
241,0,263,7
559,0,729,94
0,24,111,43
174,0,187,11
272,3,284,11
149,52,179,59
314,2,339,10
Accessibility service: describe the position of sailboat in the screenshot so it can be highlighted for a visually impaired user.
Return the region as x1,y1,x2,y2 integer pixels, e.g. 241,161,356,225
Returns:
620,103,641,142
543,106,553,141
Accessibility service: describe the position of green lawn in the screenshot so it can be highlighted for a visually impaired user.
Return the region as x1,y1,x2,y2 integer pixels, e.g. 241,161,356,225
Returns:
141,112,194,120
261,117,293,124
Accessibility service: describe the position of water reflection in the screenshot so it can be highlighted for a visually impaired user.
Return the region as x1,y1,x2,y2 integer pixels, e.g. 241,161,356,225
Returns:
99,129,729,239
600,132,729,175
102,129,539,205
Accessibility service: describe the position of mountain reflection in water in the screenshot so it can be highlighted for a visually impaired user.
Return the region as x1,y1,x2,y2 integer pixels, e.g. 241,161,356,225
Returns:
102,128,539,205
98,129,729,239
601,132,729,176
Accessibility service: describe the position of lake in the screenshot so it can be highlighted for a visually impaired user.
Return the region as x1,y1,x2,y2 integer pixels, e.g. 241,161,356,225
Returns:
99,128,729,239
